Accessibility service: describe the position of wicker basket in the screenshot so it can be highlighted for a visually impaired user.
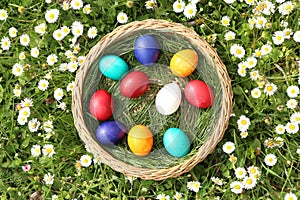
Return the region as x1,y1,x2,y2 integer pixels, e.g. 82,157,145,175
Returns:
72,19,233,180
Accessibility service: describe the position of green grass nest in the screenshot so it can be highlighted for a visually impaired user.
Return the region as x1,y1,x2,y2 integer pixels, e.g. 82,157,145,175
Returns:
81,28,223,169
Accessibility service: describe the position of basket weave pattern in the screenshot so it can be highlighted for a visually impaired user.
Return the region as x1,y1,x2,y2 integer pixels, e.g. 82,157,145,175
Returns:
72,19,233,180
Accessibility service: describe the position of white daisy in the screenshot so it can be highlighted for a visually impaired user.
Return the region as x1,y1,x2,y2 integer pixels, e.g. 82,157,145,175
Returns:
126,1,134,8
287,99,298,109
230,181,244,194
20,98,33,108
274,137,284,147
66,81,75,92
42,144,55,157
240,131,248,138
13,87,22,97
145,0,156,10
278,1,294,15
30,47,40,58
35,23,46,36
222,141,235,154
187,181,201,193
285,122,299,134
156,194,170,200
31,144,41,157
12,63,24,77
0,9,8,21
58,63,68,71
237,67,247,77
87,26,97,39
173,192,182,200
183,3,197,19
61,26,70,37
53,29,65,41
243,176,257,190
264,154,277,166
253,48,262,58
255,16,267,29
283,28,293,39
8,27,18,38
77,56,85,66
251,88,262,99
293,31,300,43
43,173,54,185
46,54,58,66
38,79,49,91
275,124,285,134
71,0,83,10
246,57,257,68
250,70,260,81
1,37,11,51
28,118,40,132
284,192,298,200
45,9,59,23
224,0,235,4
290,112,300,124
80,155,92,167
20,34,30,46
224,31,236,41
43,120,53,133
71,21,84,37
272,31,285,45
261,44,272,56
237,115,251,131
248,17,256,29
83,4,92,14
57,102,67,110
67,61,78,73
64,50,74,58
235,167,247,179
17,116,28,125
211,177,223,186
264,83,277,96
54,88,64,101
221,16,230,27
19,52,26,60
230,44,245,59
173,0,185,13
61,2,70,11
287,85,300,98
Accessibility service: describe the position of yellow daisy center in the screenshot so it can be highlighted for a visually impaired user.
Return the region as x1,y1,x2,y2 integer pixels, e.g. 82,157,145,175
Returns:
49,13,55,19
267,86,273,92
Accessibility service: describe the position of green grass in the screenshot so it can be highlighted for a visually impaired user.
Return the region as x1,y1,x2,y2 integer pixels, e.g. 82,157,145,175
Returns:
0,0,300,199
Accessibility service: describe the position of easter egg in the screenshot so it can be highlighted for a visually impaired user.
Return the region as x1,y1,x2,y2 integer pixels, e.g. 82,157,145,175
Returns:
163,128,190,158
184,80,214,108
120,71,149,98
155,83,182,115
170,49,198,77
127,125,153,156
89,90,113,121
98,55,129,80
134,35,160,66
95,120,127,145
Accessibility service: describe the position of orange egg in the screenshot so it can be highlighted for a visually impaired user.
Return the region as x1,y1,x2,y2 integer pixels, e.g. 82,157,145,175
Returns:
127,125,153,156
170,49,198,77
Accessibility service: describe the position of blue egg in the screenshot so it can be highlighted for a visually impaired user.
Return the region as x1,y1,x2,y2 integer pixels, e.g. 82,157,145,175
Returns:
95,120,127,145
163,128,190,158
134,35,160,66
98,55,129,80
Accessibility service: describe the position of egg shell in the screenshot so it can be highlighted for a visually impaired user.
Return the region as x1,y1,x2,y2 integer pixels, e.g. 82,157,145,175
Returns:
95,120,127,145
184,80,214,108
89,90,114,121
120,71,149,98
163,128,190,158
127,125,153,156
134,35,160,66
98,55,129,80
155,83,182,115
170,49,198,77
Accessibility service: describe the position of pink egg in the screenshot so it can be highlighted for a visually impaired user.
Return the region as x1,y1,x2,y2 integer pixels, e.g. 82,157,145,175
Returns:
120,71,149,98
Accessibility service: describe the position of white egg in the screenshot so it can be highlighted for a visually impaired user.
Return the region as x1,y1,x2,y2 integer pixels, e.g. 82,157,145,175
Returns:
155,82,182,115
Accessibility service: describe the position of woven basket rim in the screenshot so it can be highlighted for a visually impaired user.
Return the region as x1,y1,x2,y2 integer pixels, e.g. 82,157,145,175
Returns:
71,19,233,180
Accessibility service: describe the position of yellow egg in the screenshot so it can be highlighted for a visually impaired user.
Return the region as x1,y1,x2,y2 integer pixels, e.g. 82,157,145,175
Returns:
127,125,153,156
170,49,198,77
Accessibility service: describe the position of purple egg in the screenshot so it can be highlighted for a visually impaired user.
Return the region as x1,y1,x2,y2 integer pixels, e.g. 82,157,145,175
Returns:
95,120,127,145
134,35,160,66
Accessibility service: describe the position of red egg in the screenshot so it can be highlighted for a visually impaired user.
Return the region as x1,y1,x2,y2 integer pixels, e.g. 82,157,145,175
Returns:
89,90,114,121
120,71,149,98
184,80,214,108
